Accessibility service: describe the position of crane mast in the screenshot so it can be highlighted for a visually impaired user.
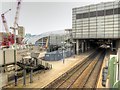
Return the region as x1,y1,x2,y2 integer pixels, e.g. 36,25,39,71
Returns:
13,0,21,28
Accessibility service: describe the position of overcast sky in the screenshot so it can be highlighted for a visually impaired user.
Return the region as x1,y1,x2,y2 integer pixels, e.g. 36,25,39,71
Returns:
0,0,116,35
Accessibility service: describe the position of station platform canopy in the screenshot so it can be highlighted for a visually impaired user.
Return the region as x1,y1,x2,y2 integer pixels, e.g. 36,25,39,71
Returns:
22,30,65,45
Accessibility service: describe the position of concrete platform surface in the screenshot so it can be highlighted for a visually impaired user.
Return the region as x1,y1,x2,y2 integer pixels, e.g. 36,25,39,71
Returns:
5,50,93,88
97,50,112,88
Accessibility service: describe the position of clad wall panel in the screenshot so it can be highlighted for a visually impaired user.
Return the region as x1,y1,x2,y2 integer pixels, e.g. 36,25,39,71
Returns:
72,1,120,39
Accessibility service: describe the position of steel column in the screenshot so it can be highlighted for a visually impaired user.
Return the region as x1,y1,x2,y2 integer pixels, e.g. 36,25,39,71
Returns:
30,68,33,83
23,69,26,86
76,40,79,55
81,41,84,53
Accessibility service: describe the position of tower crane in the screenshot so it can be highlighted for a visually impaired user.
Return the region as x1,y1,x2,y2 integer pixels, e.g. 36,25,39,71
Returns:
13,0,21,28
1,9,11,34
1,9,13,48
10,0,22,46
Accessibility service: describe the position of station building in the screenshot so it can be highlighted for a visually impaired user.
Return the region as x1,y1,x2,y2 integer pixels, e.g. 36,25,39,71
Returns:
72,1,120,54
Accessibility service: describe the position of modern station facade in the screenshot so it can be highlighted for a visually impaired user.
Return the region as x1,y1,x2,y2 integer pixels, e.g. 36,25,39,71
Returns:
72,1,120,54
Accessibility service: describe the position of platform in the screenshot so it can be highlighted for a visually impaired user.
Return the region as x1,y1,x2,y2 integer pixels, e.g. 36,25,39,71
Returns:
97,50,114,88
4,50,93,88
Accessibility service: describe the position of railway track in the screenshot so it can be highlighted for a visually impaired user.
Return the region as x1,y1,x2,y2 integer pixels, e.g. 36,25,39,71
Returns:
44,49,106,89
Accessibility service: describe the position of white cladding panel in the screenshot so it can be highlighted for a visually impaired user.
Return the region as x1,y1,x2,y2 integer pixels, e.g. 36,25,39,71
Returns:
72,1,120,39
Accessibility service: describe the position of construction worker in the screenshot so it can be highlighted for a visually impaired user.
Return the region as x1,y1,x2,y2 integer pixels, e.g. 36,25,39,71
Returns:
14,70,17,86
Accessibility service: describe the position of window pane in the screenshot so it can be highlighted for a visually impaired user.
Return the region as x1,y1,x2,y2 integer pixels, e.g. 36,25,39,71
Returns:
75,7,119,19
83,13,89,18
97,10,104,16
90,11,96,17
105,9,113,15
114,8,120,14
76,14,82,19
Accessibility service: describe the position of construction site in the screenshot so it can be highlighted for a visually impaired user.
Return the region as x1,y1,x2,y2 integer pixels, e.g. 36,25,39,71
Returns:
0,0,120,89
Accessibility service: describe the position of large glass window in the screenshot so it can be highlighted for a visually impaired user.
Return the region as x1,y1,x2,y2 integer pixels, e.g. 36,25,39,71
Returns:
105,9,113,15
114,8,118,14
76,14,82,19
114,8,120,14
90,11,96,17
83,13,89,18
97,10,104,16
76,7,120,19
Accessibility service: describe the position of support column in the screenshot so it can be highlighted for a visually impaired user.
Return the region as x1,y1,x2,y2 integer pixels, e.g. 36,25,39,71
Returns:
88,42,91,50
30,68,33,83
111,41,113,51
23,69,26,86
85,42,88,51
76,40,79,55
81,41,84,53
116,39,120,51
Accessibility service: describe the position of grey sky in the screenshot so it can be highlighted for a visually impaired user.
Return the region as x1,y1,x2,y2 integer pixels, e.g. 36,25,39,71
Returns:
0,0,115,35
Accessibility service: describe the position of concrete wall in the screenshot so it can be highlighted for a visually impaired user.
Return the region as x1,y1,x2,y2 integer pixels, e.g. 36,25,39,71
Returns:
5,49,15,64
0,49,35,66
0,49,30,65
0,49,15,65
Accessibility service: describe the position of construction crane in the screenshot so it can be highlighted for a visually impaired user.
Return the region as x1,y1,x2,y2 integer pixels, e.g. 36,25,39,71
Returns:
14,0,22,28
10,0,22,46
1,9,11,34
1,9,13,48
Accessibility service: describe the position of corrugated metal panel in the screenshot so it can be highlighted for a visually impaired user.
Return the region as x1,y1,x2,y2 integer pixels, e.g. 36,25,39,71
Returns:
45,50,74,61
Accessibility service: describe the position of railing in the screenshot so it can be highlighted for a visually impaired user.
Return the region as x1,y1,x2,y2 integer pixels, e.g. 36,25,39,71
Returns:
38,60,52,69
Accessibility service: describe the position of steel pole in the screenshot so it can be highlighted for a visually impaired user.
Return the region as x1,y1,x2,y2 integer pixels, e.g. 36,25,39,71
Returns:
63,48,64,64
23,69,26,86
30,68,33,83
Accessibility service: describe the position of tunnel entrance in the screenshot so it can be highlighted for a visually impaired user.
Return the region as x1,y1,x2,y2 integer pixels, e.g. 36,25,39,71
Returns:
75,39,120,54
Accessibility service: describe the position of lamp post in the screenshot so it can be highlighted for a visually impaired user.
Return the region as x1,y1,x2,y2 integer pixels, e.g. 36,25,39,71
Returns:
61,41,66,64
